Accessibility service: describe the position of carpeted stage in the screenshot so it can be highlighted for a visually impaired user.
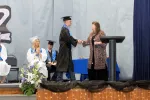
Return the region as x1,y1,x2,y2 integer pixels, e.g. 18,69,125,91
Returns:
37,87,150,100
37,80,150,100
1,81,150,100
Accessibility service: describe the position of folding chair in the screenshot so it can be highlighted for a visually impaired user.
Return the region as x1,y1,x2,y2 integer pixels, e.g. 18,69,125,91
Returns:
6,55,19,82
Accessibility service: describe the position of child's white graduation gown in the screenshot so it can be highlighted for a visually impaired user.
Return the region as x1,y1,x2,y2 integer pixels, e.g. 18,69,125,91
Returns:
27,48,48,78
0,44,11,76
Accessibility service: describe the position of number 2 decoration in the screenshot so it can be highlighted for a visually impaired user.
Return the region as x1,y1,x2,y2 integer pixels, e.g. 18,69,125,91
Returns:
0,5,11,43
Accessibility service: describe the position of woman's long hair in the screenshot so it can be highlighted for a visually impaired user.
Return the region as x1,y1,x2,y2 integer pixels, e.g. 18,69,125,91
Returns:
92,21,101,34
88,21,104,40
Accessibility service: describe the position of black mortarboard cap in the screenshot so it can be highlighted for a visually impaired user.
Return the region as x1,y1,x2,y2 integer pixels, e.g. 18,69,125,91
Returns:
62,16,72,21
47,40,55,45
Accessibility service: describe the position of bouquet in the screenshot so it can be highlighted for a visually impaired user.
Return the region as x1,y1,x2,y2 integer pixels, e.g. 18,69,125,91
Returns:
19,62,46,96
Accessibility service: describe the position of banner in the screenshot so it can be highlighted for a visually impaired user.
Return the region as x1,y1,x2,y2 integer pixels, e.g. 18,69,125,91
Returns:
0,5,11,43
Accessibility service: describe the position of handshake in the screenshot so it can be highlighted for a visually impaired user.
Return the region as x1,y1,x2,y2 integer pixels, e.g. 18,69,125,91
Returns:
77,40,84,44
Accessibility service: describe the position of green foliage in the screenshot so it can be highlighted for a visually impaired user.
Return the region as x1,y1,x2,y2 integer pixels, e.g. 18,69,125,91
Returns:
19,62,45,96
21,83,35,96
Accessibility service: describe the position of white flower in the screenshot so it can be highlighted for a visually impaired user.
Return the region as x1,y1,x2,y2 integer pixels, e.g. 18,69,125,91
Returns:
35,84,40,89
31,81,34,84
19,83,22,88
37,79,42,83
20,74,23,77
27,64,30,68
27,73,35,82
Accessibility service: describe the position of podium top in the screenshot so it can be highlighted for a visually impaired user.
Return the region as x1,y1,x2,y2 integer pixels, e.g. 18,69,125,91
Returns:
100,36,125,43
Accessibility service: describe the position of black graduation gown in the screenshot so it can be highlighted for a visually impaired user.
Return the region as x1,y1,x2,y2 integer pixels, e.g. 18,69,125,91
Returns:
56,27,78,72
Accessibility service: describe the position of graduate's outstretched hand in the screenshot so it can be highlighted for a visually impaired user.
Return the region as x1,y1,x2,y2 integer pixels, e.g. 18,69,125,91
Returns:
78,40,83,44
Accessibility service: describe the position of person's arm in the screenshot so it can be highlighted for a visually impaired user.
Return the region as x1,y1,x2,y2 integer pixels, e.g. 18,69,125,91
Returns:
82,33,92,47
45,57,51,67
1,44,7,61
53,50,58,63
95,31,107,48
46,58,52,67
46,63,51,67
27,48,35,63
39,48,47,62
60,28,79,47
51,50,58,66
100,32,107,48
82,39,90,47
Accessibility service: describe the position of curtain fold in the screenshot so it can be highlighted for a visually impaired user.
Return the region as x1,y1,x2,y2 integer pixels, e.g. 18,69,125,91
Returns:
133,0,150,80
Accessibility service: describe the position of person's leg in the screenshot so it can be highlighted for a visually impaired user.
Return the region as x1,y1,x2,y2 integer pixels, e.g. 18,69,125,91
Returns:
95,69,107,80
104,64,108,81
51,66,57,81
68,62,76,81
69,70,75,81
47,67,51,81
51,72,57,81
56,72,63,82
88,69,92,80
1,76,6,83
80,74,88,81
68,66,75,81
92,70,97,80
95,65,108,81
88,64,96,80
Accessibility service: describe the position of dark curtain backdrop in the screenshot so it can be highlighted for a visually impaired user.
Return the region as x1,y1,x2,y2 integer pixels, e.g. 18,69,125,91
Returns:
133,0,150,80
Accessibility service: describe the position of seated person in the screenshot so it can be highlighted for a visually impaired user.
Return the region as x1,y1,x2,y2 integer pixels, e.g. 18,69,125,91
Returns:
27,36,48,78
0,43,11,83
46,40,58,81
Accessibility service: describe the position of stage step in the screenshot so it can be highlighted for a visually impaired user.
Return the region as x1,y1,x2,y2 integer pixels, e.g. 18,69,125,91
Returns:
0,83,36,100
0,83,19,88
0,94,36,100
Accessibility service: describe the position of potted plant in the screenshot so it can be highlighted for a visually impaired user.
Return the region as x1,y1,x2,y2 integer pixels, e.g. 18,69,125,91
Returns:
19,62,46,96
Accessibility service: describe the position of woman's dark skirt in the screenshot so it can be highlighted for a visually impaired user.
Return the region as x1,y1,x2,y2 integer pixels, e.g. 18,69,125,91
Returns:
88,64,108,81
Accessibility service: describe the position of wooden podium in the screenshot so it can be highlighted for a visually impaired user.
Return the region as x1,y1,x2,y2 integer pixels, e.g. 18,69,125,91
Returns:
100,36,125,81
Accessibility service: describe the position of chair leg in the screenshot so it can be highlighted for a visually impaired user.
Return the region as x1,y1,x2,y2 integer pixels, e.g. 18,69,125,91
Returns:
5,77,8,83
6,74,9,83
17,69,19,82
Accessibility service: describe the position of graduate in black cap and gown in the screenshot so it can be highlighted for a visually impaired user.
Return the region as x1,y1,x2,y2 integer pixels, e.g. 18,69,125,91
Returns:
46,40,58,81
56,16,82,81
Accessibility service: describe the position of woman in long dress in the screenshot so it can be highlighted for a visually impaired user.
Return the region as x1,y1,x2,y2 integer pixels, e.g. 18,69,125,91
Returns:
83,21,108,81
0,44,11,83
27,36,48,78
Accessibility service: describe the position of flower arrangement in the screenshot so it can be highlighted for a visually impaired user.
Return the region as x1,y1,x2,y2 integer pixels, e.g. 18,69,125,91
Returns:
19,62,45,96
